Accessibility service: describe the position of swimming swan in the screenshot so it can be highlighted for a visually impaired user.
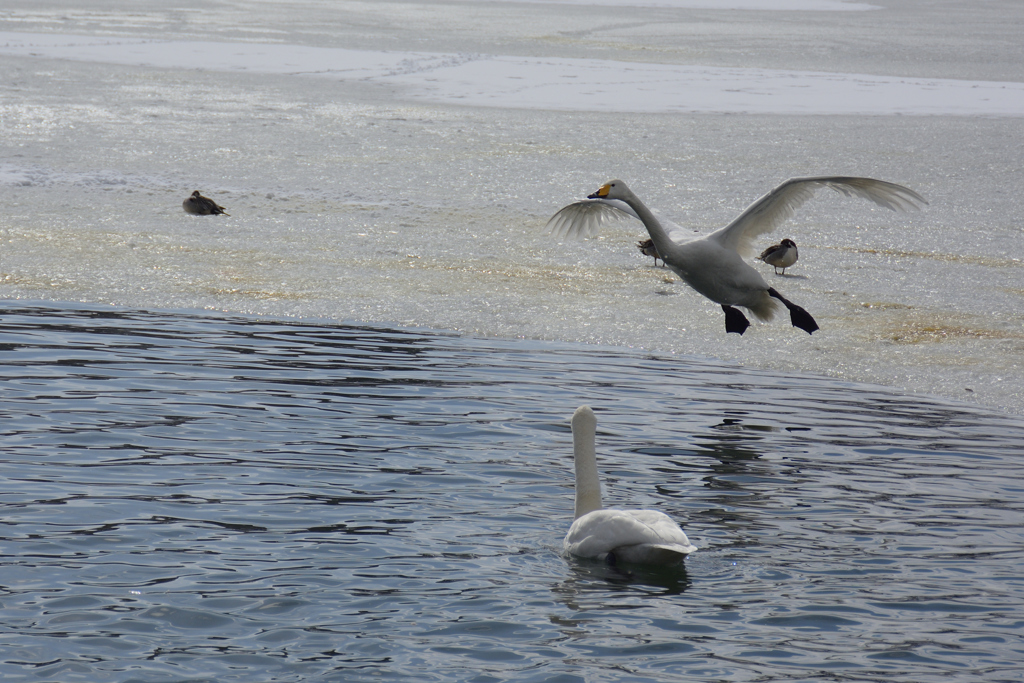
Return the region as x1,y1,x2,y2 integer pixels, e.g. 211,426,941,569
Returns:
183,190,229,216
547,177,926,335
563,406,697,565
758,238,799,275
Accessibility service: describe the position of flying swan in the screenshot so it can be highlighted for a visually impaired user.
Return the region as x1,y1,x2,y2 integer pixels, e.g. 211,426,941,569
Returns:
547,177,926,335
563,405,697,565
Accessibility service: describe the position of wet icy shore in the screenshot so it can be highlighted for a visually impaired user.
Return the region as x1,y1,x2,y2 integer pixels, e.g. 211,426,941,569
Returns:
1,0,1022,414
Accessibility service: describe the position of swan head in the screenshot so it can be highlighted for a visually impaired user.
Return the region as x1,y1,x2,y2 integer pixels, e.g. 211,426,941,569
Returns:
588,179,631,201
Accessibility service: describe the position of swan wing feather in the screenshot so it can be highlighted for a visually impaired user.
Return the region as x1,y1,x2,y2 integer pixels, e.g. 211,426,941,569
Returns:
546,199,637,239
547,199,693,243
564,508,697,560
708,176,927,258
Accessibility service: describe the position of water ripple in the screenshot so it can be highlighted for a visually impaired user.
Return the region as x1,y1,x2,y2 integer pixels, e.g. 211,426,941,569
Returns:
1,301,1023,682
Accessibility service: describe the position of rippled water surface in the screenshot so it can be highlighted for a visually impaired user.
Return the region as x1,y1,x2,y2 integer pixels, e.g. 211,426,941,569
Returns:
1,302,1023,682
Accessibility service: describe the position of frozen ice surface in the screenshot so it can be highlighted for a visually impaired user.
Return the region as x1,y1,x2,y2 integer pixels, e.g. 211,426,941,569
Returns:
487,0,881,9
1,0,1022,414
3,32,1023,115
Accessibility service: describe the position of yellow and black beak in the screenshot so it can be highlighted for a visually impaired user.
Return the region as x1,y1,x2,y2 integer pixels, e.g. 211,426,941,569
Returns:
587,184,611,199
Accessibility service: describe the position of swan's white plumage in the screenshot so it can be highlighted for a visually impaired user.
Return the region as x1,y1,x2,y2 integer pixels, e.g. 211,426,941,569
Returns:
562,406,696,565
709,176,926,259
564,508,697,564
547,198,633,239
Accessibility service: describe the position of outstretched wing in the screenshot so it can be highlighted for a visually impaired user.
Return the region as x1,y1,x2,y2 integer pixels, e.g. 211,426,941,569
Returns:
546,198,693,243
709,176,927,258
546,198,637,239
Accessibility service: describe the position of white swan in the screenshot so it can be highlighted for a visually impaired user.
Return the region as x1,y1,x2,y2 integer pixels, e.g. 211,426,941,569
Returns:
547,177,926,335
563,406,696,565
183,190,229,216
758,238,799,275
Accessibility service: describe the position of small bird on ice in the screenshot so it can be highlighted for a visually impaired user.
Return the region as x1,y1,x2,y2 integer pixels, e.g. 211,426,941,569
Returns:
183,191,229,216
757,238,798,275
636,238,664,266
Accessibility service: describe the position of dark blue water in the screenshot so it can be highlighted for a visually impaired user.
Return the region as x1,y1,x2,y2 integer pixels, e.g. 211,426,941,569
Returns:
1,301,1022,682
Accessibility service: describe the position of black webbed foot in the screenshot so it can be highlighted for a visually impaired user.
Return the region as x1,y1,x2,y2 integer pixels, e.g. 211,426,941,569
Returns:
767,288,819,335
788,307,818,334
722,305,750,335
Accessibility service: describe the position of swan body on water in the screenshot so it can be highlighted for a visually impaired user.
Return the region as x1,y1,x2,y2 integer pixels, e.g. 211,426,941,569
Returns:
183,190,229,216
758,238,799,275
547,177,926,335
563,406,696,565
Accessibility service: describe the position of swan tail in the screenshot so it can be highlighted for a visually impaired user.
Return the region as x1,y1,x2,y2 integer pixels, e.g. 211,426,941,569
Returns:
742,292,782,323
608,543,697,565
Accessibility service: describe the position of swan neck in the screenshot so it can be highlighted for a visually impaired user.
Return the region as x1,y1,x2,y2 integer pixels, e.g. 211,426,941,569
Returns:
623,194,674,255
571,406,602,519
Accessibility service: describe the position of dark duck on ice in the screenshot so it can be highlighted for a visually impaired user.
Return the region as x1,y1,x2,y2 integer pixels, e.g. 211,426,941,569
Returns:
183,191,229,216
